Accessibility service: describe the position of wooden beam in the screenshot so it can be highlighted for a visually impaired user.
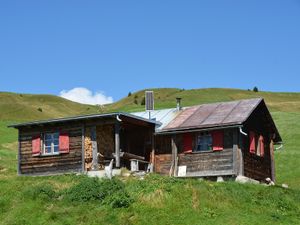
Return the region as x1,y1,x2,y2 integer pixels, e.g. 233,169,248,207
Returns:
185,170,235,177
91,126,98,171
17,130,21,175
115,122,120,168
171,136,178,176
270,139,276,182
232,144,238,175
81,126,85,172
238,147,244,176
150,133,155,172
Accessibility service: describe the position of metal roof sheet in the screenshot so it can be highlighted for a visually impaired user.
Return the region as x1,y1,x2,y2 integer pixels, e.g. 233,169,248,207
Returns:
132,108,180,131
162,98,263,131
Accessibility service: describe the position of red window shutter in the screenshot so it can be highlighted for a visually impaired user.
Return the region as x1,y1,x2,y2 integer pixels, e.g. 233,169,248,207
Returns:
259,135,264,157
32,135,41,156
249,131,256,154
212,130,223,151
59,132,70,153
183,133,193,153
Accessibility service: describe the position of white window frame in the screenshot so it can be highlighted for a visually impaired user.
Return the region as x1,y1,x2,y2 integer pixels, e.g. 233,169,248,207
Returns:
43,132,60,156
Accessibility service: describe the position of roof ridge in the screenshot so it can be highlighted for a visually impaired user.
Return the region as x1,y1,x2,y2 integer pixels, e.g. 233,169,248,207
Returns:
191,97,263,108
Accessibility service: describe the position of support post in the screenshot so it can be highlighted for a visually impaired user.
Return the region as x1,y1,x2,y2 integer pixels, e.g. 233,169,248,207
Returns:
17,130,21,175
238,147,244,176
115,122,120,168
91,126,98,171
150,133,155,172
232,144,238,175
81,126,85,173
270,139,276,182
171,136,178,177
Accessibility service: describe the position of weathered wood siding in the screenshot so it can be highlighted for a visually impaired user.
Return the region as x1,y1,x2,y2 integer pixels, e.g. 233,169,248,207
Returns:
19,125,83,175
243,141,272,181
242,101,273,181
154,154,172,175
155,148,234,177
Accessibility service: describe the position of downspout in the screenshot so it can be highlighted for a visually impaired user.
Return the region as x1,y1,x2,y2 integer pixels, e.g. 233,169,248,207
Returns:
239,127,247,136
115,114,122,168
275,144,283,150
116,114,122,122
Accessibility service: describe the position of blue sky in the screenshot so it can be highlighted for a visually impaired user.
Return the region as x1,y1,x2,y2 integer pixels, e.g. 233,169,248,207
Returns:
0,1,299,104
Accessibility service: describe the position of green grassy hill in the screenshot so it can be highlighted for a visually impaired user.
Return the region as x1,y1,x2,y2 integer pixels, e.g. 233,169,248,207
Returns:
107,88,300,112
0,92,99,121
0,88,300,224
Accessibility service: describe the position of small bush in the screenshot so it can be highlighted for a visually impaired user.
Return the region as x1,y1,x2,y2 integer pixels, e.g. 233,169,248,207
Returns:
37,107,43,112
134,99,138,105
106,191,133,208
128,92,132,97
24,184,56,201
253,86,259,92
65,177,103,202
64,177,133,208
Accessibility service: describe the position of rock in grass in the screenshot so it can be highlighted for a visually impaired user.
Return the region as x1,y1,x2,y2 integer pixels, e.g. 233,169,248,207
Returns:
217,176,224,182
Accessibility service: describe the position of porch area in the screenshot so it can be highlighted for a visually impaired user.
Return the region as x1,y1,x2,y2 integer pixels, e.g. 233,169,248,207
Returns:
83,115,155,176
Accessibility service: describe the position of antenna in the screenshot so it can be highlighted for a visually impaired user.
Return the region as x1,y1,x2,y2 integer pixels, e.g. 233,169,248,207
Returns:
145,91,154,119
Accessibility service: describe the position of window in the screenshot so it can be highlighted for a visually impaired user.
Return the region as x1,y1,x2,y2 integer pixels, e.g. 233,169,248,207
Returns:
195,132,212,152
43,132,59,155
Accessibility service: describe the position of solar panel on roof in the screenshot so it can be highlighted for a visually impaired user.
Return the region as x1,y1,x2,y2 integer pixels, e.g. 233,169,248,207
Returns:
145,91,154,111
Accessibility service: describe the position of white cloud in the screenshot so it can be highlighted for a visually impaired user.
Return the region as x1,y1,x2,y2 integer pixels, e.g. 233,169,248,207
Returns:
59,87,113,105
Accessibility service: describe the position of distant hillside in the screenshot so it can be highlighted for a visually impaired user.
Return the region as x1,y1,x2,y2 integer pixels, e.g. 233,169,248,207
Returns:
0,92,99,121
107,88,300,113
1,88,300,122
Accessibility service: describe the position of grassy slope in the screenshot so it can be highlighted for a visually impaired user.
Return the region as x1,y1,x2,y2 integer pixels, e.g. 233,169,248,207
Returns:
0,88,300,224
0,92,99,121
107,88,300,112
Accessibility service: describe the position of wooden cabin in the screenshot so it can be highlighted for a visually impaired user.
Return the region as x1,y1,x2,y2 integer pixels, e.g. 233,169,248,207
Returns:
133,98,281,182
10,113,156,176
10,98,282,182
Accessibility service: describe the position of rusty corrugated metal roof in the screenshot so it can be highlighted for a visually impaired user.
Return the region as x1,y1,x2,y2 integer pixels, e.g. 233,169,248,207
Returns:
162,98,263,131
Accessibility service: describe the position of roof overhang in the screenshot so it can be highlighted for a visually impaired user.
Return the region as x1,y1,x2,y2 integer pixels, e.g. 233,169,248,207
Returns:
155,124,241,135
8,112,159,129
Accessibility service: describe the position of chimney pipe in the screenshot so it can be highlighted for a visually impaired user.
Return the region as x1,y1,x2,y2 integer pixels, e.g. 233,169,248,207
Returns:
176,97,182,111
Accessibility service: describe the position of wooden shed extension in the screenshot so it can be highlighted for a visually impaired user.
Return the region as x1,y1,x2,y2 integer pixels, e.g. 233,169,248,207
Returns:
153,98,281,182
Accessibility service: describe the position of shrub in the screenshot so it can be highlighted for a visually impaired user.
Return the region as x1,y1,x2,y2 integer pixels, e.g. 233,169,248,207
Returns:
64,177,133,208
24,184,56,201
134,99,138,105
253,86,259,92
128,92,132,97
37,107,43,112
65,177,103,202
106,191,133,208
98,178,125,201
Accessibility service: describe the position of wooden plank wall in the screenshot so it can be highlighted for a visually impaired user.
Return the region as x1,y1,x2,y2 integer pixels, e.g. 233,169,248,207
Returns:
242,101,273,181
154,154,172,175
155,148,234,177
19,125,83,175
243,142,272,181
